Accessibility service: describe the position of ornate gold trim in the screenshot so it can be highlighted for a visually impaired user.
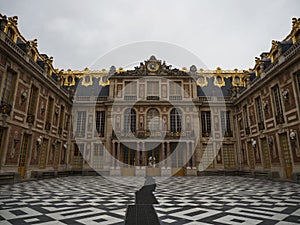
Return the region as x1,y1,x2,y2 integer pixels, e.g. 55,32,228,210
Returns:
196,76,208,87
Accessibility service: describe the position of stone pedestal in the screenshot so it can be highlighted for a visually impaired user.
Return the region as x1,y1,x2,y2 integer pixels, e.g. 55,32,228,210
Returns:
161,167,171,177
109,168,121,176
186,168,197,176
135,167,146,176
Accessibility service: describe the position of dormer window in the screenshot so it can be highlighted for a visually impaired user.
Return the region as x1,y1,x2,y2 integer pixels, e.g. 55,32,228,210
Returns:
30,49,36,61
217,76,222,83
234,76,240,83
68,76,73,83
7,27,15,40
199,76,205,83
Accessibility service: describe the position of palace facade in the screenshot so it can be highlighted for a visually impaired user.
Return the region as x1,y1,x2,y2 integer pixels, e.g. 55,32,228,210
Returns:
0,14,300,180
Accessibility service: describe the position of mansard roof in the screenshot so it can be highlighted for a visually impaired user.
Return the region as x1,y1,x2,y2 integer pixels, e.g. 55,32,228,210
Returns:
58,56,249,97
0,13,61,85
2,12,299,99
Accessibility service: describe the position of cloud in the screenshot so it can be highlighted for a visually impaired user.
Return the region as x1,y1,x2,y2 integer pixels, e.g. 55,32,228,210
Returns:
2,0,300,70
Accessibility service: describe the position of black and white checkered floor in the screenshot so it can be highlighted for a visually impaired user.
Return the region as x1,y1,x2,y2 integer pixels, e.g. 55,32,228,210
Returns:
0,176,300,224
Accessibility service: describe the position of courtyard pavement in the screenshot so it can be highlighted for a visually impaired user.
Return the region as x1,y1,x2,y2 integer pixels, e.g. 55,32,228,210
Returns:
0,176,300,224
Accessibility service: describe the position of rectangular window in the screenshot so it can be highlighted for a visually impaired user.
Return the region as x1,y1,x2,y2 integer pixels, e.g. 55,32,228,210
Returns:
243,105,250,134
28,85,39,115
169,81,181,96
221,111,232,136
201,111,211,137
255,97,265,130
45,97,54,130
59,105,65,129
255,97,264,123
124,81,137,96
272,85,284,124
76,111,86,136
147,81,159,96
1,69,17,104
64,114,70,130
58,105,65,135
297,73,300,93
0,128,4,157
243,105,249,128
96,111,105,136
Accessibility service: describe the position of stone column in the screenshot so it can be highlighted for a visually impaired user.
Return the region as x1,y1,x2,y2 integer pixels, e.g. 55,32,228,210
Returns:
142,142,146,166
160,143,164,168
192,141,196,168
136,142,140,167
186,142,190,168
117,142,121,168
112,141,115,168
167,142,171,168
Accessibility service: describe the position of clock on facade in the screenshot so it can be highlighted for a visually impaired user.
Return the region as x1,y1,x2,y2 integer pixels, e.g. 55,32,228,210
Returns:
147,62,159,72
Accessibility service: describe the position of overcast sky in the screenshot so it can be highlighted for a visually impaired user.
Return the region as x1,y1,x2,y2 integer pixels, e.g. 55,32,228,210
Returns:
2,0,300,70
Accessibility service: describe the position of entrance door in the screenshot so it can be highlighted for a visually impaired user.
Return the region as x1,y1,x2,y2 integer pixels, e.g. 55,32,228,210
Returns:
53,142,60,170
18,134,30,178
279,133,293,178
93,143,104,169
0,128,4,163
122,146,135,176
73,144,83,169
223,144,236,169
247,142,255,169
39,138,48,169
146,147,160,176
171,143,185,176
261,138,271,169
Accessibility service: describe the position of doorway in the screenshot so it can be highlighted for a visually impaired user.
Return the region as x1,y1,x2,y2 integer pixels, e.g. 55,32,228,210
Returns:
171,142,185,176
121,146,135,176
146,146,161,176
18,134,30,178
279,133,293,178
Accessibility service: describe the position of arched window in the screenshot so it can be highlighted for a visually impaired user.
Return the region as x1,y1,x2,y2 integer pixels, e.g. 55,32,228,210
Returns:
170,108,182,132
124,108,136,132
147,108,160,131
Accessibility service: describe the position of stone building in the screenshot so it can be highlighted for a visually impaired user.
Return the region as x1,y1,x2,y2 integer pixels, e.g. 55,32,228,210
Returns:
0,13,299,180
0,14,72,179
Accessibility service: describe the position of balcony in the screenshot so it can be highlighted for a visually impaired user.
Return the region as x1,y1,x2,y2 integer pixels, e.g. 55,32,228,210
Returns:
124,96,137,101
94,131,104,137
0,102,12,115
75,131,85,138
169,96,182,101
202,131,211,137
95,96,108,102
146,96,160,100
223,130,233,137
198,96,232,102
112,130,194,139
74,96,108,102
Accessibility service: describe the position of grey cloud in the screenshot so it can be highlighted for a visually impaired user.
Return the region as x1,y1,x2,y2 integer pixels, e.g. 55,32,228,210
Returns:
2,0,300,70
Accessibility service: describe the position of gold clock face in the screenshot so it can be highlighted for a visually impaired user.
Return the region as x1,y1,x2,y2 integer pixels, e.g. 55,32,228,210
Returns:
147,62,159,72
